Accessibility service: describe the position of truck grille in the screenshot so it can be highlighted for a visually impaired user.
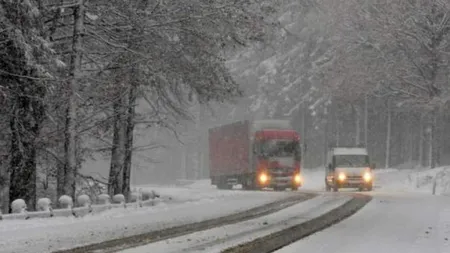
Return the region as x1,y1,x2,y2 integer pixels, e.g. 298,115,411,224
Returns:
269,167,294,177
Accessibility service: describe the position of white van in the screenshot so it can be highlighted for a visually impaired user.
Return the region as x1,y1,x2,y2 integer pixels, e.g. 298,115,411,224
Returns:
325,147,374,192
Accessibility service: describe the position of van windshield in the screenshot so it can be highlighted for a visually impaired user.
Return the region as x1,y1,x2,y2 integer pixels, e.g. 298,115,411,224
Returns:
334,155,369,167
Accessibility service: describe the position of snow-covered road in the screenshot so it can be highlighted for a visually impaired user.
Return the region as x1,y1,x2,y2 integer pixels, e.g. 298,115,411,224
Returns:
117,193,351,253
275,191,450,253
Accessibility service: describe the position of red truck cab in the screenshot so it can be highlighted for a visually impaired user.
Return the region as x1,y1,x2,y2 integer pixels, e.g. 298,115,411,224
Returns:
251,129,302,190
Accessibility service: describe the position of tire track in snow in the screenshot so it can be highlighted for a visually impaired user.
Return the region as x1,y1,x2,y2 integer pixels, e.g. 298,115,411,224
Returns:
222,193,372,253
54,192,316,253
120,194,351,253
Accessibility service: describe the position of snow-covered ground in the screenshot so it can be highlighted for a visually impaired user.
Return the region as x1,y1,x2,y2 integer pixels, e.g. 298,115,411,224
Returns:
118,194,351,253
2,166,450,253
300,168,326,191
0,182,296,253
135,179,251,203
373,166,450,195
274,192,450,253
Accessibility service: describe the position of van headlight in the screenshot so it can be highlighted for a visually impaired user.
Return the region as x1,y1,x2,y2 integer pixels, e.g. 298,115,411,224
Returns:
363,172,372,182
294,174,302,184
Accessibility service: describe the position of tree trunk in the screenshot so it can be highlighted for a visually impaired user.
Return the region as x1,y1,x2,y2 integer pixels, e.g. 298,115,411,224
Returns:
323,108,329,166
63,0,85,200
408,116,414,165
354,105,361,146
336,118,340,146
0,155,9,214
193,102,201,180
181,147,187,179
300,103,306,169
56,161,65,199
9,116,37,211
122,81,137,200
108,88,129,196
418,115,424,167
385,99,391,169
364,95,368,147
430,110,438,168
428,123,433,168
334,103,340,147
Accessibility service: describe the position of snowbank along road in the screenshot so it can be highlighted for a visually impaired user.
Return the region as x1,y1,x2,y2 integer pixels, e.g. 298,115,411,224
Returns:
0,187,312,253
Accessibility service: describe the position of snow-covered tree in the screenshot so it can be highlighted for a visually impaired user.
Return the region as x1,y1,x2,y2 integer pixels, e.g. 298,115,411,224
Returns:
330,0,450,168
0,0,58,210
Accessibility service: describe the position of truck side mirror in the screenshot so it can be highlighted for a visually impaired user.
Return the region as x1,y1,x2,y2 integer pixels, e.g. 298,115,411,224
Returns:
371,163,376,169
328,164,332,170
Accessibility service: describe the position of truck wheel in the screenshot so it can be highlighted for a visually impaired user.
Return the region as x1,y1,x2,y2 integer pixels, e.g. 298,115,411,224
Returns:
217,183,227,190
325,184,331,192
242,182,253,191
291,185,299,191
217,181,233,190
242,176,259,191
333,186,339,192
366,185,373,191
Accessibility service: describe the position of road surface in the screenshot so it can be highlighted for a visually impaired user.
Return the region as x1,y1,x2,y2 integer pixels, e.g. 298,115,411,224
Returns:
275,191,450,253
117,194,352,253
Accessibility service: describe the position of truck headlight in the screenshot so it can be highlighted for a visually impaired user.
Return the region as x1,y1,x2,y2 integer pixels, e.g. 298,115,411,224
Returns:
294,174,302,184
363,172,372,182
259,173,269,183
338,172,346,181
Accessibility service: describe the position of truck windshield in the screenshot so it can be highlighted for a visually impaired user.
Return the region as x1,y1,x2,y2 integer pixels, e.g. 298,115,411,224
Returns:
334,155,369,167
259,140,300,159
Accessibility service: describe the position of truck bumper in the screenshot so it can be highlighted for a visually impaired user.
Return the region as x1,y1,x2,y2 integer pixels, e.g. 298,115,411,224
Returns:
263,175,302,188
